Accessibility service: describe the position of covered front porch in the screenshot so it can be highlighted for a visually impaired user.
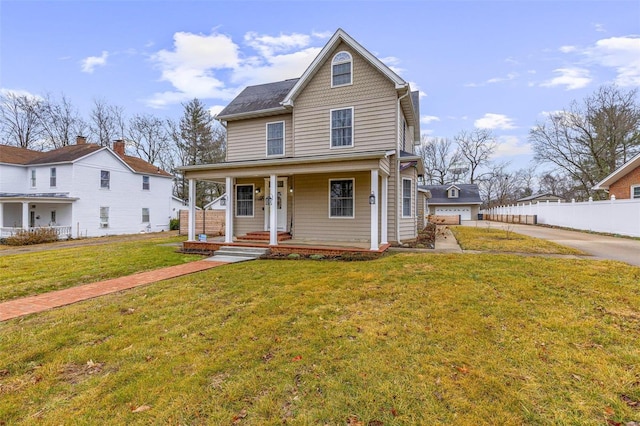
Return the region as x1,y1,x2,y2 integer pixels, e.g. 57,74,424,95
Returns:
180,151,396,252
0,195,77,240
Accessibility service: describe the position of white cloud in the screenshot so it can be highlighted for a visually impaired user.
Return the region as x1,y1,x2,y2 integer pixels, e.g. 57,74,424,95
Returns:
492,135,532,158
559,45,576,53
474,113,516,130
81,51,108,73
0,88,43,101
421,115,440,124
147,30,329,108
540,67,591,90
586,36,640,86
208,105,226,117
466,72,518,87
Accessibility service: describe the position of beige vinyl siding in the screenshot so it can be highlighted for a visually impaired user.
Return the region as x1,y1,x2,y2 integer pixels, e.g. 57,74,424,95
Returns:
294,42,398,157
398,167,418,241
293,172,371,242
226,114,293,162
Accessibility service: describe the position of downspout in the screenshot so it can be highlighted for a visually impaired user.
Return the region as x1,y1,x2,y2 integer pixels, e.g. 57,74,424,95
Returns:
396,88,410,245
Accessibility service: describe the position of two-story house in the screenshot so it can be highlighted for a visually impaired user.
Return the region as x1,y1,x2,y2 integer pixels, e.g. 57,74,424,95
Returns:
0,138,173,239
180,29,423,251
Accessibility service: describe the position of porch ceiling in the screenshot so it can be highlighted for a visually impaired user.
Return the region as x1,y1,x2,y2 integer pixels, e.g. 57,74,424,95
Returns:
180,151,393,181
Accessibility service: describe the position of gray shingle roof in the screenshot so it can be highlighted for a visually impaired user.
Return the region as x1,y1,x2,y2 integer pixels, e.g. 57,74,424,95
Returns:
216,79,299,119
419,184,482,204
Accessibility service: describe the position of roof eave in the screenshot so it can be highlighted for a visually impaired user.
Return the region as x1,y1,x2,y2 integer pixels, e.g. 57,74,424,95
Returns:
593,152,640,190
215,106,289,122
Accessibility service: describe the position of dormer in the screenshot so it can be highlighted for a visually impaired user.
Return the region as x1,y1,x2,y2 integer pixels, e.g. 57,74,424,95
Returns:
447,184,460,198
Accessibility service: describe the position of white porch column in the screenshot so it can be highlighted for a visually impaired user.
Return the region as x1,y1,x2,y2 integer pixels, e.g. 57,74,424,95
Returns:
381,175,388,245
225,177,234,243
22,202,29,230
187,179,196,241
269,174,278,245
370,169,379,251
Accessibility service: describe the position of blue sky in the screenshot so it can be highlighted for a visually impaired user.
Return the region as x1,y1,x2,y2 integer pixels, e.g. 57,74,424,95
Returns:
1,0,639,170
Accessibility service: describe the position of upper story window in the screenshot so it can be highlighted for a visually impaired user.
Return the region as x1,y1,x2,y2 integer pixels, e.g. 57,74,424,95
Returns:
402,178,412,217
30,170,36,188
401,117,407,152
236,185,254,217
329,178,354,218
142,175,150,190
50,168,57,187
331,51,352,87
448,187,459,198
331,107,354,148
266,121,284,156
100,170,110,189
632,185,640,199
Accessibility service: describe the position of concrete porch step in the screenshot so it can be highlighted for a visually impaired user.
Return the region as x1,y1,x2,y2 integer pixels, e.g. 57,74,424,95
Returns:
206,246,270,263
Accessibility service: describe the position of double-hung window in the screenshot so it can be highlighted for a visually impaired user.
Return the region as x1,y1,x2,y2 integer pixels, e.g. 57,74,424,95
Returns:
331,51,352,87
142,175,150,190
329,179,354,218
402,178,412,217
331,107,353,148
142,208,150,223
30,170,36,187
100,170,110,189
633,185,640,199
266,122,284,156
236,185,254,217
50,168,57,187
100,207,109,227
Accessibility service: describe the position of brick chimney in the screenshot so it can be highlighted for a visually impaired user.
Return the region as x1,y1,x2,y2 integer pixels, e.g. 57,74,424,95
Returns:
113,140,125,157
76,135,86,145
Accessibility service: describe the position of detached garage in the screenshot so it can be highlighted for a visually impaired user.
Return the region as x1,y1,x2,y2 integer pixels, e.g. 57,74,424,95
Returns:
419,184,482,222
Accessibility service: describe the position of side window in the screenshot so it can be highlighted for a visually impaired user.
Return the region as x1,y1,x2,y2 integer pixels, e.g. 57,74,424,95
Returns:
402,178,412,217
331,51,352,87
236,185,254,217
50,167,57,187
266,122,284,156
100,207,109,227
30,170,36,187
632,185,640,199
100,170,110,189
142,208,150,223
142,175,150,190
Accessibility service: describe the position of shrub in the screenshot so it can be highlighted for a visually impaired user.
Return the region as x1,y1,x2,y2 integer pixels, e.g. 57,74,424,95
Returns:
169,218,180,231
309,254,325,260
287,253,302,259
5,228,60,246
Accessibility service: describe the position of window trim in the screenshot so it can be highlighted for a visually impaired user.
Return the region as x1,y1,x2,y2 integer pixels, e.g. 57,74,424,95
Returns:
142,175,150,190
632,184,640,199
100,170,110,189
331,51,353,87
235,184,255,218
265,121,285,157
402,178,413,218
328,178,355,219
99,206,109,227
329,107,354,149
448,188,458,198
30,170,36,188
141,207,150,223
50,167,57,188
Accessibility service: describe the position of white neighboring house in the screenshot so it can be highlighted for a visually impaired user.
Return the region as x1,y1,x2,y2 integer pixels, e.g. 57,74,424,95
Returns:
203,193,227,210
0,138,174,239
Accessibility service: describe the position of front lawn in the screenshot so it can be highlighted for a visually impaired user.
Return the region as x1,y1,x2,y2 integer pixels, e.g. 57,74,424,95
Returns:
1,253,638,424
0,235,200,302
451,225,586,255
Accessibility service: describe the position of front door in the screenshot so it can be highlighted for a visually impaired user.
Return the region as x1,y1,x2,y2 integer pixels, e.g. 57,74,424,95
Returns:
264,177,287,231
29,210,36,228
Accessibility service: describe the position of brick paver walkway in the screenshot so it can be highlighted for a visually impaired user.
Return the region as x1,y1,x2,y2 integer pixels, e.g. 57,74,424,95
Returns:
0,260,226,322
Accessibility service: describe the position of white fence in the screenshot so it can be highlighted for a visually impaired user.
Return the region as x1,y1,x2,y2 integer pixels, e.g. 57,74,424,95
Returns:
0,226,73,239
484,198,640,237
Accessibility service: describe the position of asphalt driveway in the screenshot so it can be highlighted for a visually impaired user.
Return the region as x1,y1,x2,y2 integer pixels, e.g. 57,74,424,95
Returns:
462,220,640,267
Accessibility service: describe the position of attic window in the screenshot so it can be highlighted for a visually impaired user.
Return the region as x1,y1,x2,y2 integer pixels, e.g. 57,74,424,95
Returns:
448,188,458,198
332,51,352,87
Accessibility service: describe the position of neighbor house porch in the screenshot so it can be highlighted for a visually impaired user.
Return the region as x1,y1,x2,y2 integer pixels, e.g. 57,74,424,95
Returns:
0,195,76,239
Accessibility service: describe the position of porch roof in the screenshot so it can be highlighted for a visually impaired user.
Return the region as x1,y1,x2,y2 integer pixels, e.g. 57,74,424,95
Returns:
179,150,395,181
0,193,78,202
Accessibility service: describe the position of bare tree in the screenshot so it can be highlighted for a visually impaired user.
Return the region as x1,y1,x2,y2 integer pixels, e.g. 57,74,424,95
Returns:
0,91,44,149
88,98,126,147
417,136,464,184
530,85,640,199
37,93,87,149
128,113,173,168
455,128,497,184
